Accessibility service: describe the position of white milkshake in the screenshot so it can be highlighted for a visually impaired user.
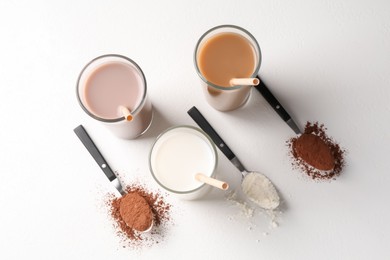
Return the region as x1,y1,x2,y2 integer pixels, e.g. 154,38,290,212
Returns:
149,126,217,200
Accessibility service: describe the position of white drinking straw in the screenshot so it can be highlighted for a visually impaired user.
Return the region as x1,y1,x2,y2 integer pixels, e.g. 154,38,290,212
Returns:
119,106,133,121
230,78,260,86
195,173,229,190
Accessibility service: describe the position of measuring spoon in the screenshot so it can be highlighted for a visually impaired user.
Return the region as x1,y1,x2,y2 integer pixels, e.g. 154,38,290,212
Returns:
188,107,280,210
74,125,153,232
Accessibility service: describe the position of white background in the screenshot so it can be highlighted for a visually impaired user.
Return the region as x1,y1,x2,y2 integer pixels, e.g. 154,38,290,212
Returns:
1,0,389,259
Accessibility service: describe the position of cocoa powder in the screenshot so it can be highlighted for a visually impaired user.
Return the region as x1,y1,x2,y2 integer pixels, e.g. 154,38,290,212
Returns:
287,122,346,180
293,133,335,171
119,192,153,232
106,183,171,248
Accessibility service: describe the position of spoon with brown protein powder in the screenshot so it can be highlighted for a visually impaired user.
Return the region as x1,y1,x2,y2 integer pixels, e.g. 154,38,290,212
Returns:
188,107,280,210
74,125,153,232
288,121,345,180
293,132,335,171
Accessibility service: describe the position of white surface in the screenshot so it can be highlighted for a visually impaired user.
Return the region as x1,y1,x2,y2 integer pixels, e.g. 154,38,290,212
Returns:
1,0,389,259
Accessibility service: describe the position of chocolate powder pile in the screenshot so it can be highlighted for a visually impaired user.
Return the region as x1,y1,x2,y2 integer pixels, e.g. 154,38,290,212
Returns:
119,192,153,232
105,184,171,248
287,122,346,180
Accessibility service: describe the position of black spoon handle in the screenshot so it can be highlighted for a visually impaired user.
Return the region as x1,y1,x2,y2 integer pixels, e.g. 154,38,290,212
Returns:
187,106,236,160
74,125,116,181
255,76,301,134
255,76,290,121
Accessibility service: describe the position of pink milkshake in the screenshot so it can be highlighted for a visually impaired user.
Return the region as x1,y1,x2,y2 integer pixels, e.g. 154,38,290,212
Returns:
77,54,153,139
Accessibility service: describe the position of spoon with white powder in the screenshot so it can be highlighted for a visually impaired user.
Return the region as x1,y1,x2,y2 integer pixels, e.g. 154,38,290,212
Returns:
188,107,280,210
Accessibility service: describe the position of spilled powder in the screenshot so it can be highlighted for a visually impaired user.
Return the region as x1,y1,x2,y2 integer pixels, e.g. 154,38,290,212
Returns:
226,190,254,218
104,183,171,249
287,121,346,180
225,190,281,235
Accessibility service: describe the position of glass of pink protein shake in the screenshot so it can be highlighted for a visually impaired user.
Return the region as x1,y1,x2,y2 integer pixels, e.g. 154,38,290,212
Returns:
76,54,153,139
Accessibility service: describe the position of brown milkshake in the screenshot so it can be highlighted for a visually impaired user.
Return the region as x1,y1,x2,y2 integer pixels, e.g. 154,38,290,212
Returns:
194,25,261,111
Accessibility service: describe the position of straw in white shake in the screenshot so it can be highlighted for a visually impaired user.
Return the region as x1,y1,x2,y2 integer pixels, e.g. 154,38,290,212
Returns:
195,173,229,190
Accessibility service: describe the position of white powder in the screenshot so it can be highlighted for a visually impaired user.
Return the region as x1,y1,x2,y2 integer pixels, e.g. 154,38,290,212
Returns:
225,189,282,239
241,172,280,210
226,190,254,218
271,220,279,228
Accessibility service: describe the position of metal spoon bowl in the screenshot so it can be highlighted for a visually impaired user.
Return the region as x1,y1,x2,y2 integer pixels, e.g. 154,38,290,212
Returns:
140,219,154,233
188,107,280,210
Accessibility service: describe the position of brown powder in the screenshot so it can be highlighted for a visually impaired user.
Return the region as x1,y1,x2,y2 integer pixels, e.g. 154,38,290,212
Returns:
119,192,153,232
293,133,335,171
287,122,346,180
105,183,171,248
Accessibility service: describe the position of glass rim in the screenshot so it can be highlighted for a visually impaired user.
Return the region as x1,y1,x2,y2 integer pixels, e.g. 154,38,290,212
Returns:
76,54,148,123
194,24,262,91
149,125,218,195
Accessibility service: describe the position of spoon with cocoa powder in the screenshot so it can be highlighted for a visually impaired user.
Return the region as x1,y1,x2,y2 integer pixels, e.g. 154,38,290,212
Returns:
74,125,154,232
293,133,335,171
288,122,345,180
119,192,154,233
